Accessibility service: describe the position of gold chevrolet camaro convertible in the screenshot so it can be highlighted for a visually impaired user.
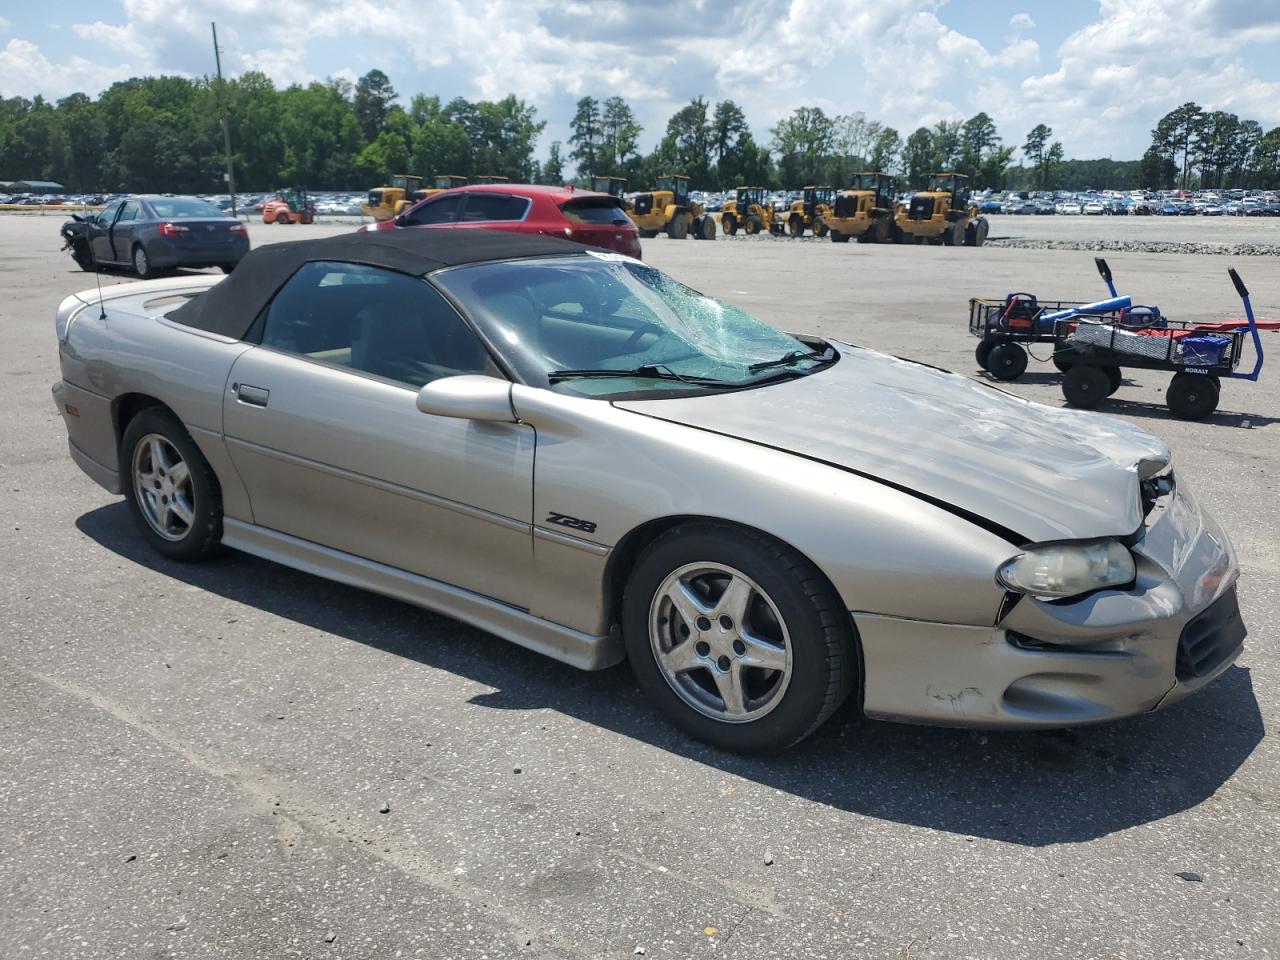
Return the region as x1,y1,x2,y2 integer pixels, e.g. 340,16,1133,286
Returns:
51,229,1245,751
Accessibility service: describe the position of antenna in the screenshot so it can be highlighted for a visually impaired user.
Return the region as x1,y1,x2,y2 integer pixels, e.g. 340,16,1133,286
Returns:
87,218,106,319
211,22,238,218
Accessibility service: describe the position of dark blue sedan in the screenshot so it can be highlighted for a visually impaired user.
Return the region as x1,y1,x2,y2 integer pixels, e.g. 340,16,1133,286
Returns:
61,195,250,278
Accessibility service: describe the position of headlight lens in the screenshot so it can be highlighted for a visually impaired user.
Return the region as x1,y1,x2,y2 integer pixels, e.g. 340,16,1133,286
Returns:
998,539,1135,599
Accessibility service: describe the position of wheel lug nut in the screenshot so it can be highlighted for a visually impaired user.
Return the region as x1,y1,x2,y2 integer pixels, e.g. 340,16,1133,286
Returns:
696,616,711,631
695,641,710,657
719,615,733,631
733,639,746,655
716,655,731,671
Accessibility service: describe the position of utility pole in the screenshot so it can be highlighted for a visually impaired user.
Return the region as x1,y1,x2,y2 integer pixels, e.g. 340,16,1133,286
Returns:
211,22,238,217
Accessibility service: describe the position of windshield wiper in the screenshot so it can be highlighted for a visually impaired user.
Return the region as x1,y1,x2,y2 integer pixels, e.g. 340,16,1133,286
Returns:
747,349,825,372
547,364,724,385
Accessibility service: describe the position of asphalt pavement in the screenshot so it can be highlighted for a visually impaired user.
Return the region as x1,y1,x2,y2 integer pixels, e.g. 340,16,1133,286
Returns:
2,214,1277,959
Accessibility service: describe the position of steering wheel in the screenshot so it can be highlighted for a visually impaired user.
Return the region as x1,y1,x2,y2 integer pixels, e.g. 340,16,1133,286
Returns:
621,322,663,353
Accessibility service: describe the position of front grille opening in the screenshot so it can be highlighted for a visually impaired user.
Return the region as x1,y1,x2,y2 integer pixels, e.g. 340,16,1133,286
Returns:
1176,586,1246,680
1140,469,1175,518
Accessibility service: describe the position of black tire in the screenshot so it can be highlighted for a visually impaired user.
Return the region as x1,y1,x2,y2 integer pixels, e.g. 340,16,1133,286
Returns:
964,217,989,247
220,262,239,274
667,214,689,240
622,522,857,753
699,216,717,240
70,240,95,271
721,213,737,236
830,229,849,243
986,342,1028,381
1104,365,1123,395
1062,365,1112,409
1166,373,1220,420
120,406,223,562
812,216,828,238
788,214,804,237
1052,356,1073,373
745,215,762,235
975,340,995,370
132,243,155,279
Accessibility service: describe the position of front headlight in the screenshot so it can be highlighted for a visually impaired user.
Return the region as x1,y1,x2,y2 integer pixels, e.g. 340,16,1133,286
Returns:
998,539,1136,599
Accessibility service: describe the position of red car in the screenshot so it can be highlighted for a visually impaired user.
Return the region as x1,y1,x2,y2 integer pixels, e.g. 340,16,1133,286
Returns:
366,183,642,259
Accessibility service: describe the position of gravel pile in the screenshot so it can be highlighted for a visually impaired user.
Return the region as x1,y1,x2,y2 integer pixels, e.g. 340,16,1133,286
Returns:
985,238,1280,257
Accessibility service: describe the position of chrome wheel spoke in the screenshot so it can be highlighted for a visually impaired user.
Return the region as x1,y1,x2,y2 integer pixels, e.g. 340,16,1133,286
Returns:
658,639,702,675
714,575,753,624
665,579,711,628
149,437,169,473
712,663,748,716
131,432,194,543
169,495,194,527
738,629,787,673
167,459,190,489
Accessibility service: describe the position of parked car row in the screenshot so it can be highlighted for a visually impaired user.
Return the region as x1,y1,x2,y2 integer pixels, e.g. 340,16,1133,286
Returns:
984,189,1280,217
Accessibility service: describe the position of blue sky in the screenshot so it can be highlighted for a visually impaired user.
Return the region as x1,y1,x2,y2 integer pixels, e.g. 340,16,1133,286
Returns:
2,1,1279,164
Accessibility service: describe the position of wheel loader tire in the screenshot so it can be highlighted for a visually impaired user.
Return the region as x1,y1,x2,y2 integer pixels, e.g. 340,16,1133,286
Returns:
965,217,989,247
300,212,314,225
812,217,828,238
276,211,290,224
768,219,783,236
667,214,689,240
721,213,737,236
788,214,804,237
699,216,717,240
639,228,659,239
830,229,849,243
745,215,762,236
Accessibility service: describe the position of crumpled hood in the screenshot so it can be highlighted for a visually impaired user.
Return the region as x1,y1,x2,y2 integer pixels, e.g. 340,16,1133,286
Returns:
615,343,1169,543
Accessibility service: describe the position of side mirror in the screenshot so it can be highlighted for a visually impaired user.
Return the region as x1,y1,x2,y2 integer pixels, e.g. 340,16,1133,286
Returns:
416,375,515,422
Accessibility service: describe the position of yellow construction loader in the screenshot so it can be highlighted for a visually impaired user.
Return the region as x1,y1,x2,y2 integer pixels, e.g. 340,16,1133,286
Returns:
719,187,777,236
895,172,988,246
627,175,715,239
590,176,628,199
826,172,898,243
361,174,424,220
784,186,836,237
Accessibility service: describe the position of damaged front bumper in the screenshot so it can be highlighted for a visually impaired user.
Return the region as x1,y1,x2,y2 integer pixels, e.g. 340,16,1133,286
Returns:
855,479,1244,728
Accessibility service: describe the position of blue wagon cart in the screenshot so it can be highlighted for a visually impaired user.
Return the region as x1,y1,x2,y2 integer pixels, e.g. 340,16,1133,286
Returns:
1052,268,1273,420
968,258,1133,381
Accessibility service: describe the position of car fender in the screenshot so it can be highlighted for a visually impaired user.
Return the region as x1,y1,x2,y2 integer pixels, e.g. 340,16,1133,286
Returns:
511,384,1014,636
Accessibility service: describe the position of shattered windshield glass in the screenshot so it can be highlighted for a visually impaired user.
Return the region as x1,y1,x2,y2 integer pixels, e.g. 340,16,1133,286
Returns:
432,254,831,395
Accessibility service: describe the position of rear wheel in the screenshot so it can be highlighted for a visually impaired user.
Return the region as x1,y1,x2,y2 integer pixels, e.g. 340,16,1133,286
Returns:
986,342,1028,381
788,214,804,237
638,228,659,239
622,522,857,753
276,211,290,224
121,407,223,562
721,213,738,236
1166,373,1220,420
1062,365,1111,409
830,229,849,243
965,217,989,246
300,212,314,225
975,340,995,370
1052,356,1073,373
1104,365,1123,394
667,213,689,240
699,216,717,240
132,244,155,279
812,216,828,238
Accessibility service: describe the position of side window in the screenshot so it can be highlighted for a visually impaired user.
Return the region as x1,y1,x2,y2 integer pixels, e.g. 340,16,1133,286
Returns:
98,201,122,225
118,201,141,222
261,261,493,388
402,193,464,227
458,194,530,222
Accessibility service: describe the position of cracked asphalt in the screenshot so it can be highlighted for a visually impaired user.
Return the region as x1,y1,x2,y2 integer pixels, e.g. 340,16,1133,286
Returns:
1,214,1277,959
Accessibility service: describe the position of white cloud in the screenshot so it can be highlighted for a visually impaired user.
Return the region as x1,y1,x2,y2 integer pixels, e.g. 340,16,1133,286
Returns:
0,17,10,34
2,0,1278,163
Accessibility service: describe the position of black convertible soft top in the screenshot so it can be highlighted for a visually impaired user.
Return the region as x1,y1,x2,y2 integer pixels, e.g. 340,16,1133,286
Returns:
169,228,585,339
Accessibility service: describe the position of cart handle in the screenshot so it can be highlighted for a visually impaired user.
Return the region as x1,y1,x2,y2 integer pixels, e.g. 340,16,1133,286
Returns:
1095,257,1118,298
1228,267,1264,382
1039,295,1131,324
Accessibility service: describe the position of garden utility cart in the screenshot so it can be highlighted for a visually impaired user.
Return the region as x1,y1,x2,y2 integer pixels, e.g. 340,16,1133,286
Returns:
969,257,1128,381
1054,267,1274,420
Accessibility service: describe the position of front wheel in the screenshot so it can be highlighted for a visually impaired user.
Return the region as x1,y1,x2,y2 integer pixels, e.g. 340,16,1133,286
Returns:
121,407,223,561
667,213,689,240
986,342,1028,381
622,523,856,753
721,213,737,236
1166,373,1220,420
699,216,717,240
811,216,828,238
1062,365,1111,409
744,215,762,235
830,229,849,243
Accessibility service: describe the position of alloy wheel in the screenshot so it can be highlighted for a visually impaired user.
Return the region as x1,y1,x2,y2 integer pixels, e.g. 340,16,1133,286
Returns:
131,433,195,541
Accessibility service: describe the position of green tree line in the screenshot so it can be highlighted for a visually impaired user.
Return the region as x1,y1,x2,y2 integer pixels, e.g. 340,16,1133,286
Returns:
6,69,1280,194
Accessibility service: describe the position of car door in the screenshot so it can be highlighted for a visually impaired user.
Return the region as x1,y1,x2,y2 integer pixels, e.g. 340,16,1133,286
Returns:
111,199,142,261
222,260,536,607
399,192,465,230
90,201,123,262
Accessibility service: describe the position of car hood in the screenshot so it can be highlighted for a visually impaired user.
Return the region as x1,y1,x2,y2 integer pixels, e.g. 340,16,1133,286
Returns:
615,343,1169,543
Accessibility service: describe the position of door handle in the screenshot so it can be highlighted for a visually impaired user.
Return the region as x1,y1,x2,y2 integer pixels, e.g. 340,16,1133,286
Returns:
234,383,270,407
